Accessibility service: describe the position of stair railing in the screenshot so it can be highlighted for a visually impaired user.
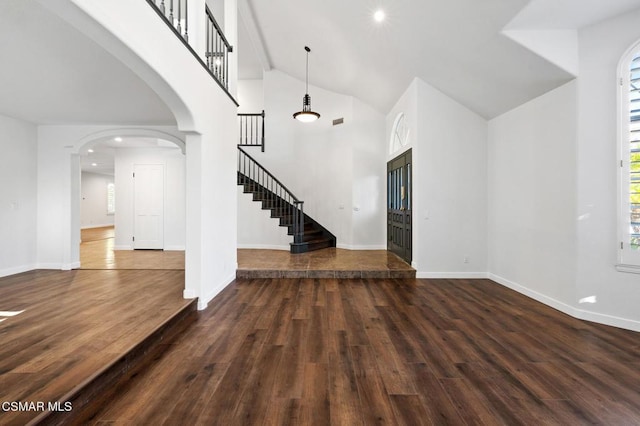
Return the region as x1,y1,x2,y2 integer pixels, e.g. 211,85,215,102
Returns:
205,5,233,90
149,0,189,41
238,147,304,243
238,111,265,152
146,0,237,106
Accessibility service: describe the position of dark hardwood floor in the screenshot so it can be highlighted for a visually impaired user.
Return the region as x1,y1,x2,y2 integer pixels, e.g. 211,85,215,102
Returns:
91,278,640,425
0,269,191,425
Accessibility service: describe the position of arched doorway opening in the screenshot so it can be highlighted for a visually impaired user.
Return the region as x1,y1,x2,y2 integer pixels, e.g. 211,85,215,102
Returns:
72,129,186,270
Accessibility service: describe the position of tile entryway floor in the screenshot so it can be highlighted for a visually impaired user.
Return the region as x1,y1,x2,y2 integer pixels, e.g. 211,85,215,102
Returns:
237,248,415,279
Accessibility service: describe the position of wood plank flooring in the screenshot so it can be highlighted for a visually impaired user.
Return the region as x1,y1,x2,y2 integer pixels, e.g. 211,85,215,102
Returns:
91,278,640,425
80,226,184,270
0,269,191,425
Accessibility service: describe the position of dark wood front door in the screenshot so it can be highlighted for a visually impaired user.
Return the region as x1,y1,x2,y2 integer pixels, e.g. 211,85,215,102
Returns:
387,149,412,264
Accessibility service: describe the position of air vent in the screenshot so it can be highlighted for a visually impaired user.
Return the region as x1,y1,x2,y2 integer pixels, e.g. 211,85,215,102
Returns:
332,118,344,126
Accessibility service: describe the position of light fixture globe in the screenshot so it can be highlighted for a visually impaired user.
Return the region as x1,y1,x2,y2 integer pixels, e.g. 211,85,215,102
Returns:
293,46,320,122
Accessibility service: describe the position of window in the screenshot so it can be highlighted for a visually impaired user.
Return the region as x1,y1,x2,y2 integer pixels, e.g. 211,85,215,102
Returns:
389,112,410,154
618,46,640,271
107,183,115,215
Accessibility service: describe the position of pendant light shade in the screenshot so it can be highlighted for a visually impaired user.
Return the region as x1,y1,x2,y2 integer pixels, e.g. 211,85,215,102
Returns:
293,46,320,122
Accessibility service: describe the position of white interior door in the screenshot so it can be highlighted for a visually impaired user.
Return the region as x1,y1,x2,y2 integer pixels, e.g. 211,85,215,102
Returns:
134,164,164,249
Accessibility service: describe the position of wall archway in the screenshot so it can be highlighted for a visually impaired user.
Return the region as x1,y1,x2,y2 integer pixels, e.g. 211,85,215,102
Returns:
70,127,188,269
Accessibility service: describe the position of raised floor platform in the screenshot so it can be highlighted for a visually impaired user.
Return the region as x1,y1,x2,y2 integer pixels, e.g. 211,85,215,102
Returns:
237,248,416,279
0,269,195,425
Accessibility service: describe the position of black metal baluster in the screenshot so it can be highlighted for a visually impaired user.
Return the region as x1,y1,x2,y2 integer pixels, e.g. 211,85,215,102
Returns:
205,13,210,68
224,47,229,89
250,115,254,146
176,0,182,35
184,0,188,41
261,110,265,152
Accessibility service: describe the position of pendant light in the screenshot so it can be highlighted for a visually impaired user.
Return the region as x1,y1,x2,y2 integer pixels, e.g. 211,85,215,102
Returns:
293,46,320,122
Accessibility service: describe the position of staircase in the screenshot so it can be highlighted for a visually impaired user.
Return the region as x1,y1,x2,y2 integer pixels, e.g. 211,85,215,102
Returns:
238,146,336,253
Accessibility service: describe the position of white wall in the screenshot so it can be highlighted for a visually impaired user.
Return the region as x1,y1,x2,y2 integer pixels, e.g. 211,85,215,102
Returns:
0,114,37,277
39,0,239,309
80,171,114,229
238,79,264,113
114,148,185,250
387,78,488,277
237,186,291,250
484,9,640,332
488,81,578,307
573,9,640,330
237,70,386,250
36,125,185,270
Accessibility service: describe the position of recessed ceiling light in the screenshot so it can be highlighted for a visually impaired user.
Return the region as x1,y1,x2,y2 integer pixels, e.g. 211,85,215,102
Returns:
88,149,94,153
374,9,385,22
114,137,123,142
91,163,97,167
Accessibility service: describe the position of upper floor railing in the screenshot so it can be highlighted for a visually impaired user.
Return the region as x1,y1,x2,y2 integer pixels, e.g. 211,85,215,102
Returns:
238,111,265,152
149,0,188,41
146,0,237,103
205,5,233,90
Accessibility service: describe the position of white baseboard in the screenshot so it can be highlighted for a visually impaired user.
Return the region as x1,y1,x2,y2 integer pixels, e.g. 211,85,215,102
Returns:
0,264,37,278
488,273,640,333
198,272,236,310
336,243,387,250
183,288,197,299
62,261,81,270
237,244,289,251
113,245,133,250
164,246,186,251
36,263,65,270
417,271,489,279
81,223,114,230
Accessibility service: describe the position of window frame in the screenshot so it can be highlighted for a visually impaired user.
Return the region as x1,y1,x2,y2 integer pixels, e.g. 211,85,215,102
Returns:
616,41,640,273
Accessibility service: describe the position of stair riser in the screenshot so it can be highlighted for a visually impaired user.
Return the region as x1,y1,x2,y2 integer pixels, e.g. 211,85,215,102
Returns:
238,170,337,253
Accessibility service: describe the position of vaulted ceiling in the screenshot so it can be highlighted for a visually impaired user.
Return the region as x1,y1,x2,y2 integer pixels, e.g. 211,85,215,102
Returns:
3,0,640,127
240,0,640,118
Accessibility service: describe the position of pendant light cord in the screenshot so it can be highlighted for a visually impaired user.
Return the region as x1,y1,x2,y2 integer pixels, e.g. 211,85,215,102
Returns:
305,46,310,94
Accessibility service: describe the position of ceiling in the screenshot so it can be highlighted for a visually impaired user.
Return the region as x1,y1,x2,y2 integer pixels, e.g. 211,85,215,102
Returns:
80,137,181,176
3,0,640,126
0,0,175,125
241,0,640,118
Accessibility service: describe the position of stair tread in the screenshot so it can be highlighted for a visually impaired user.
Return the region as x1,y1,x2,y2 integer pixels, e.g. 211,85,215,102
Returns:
238,170,336,253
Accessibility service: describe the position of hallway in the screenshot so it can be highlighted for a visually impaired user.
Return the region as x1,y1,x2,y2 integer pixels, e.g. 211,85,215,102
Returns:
79,226,185,270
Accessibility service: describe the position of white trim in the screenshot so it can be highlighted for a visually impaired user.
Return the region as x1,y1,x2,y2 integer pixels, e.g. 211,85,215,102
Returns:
574,307,640,332
198,272,236,310
489,273,575,314
417,271,489,279
81,223,115,230
183,289,197,299
0,264,37,278
237,244,289,251
36,263,66,270
617,42,640,267
489,273,640,333
114,245,133,250
164,245,186,251
62,261,81,270
336,243,387,250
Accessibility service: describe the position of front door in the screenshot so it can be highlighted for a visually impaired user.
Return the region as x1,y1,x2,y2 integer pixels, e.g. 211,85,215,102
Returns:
133,164,164,249
387,150,412,263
